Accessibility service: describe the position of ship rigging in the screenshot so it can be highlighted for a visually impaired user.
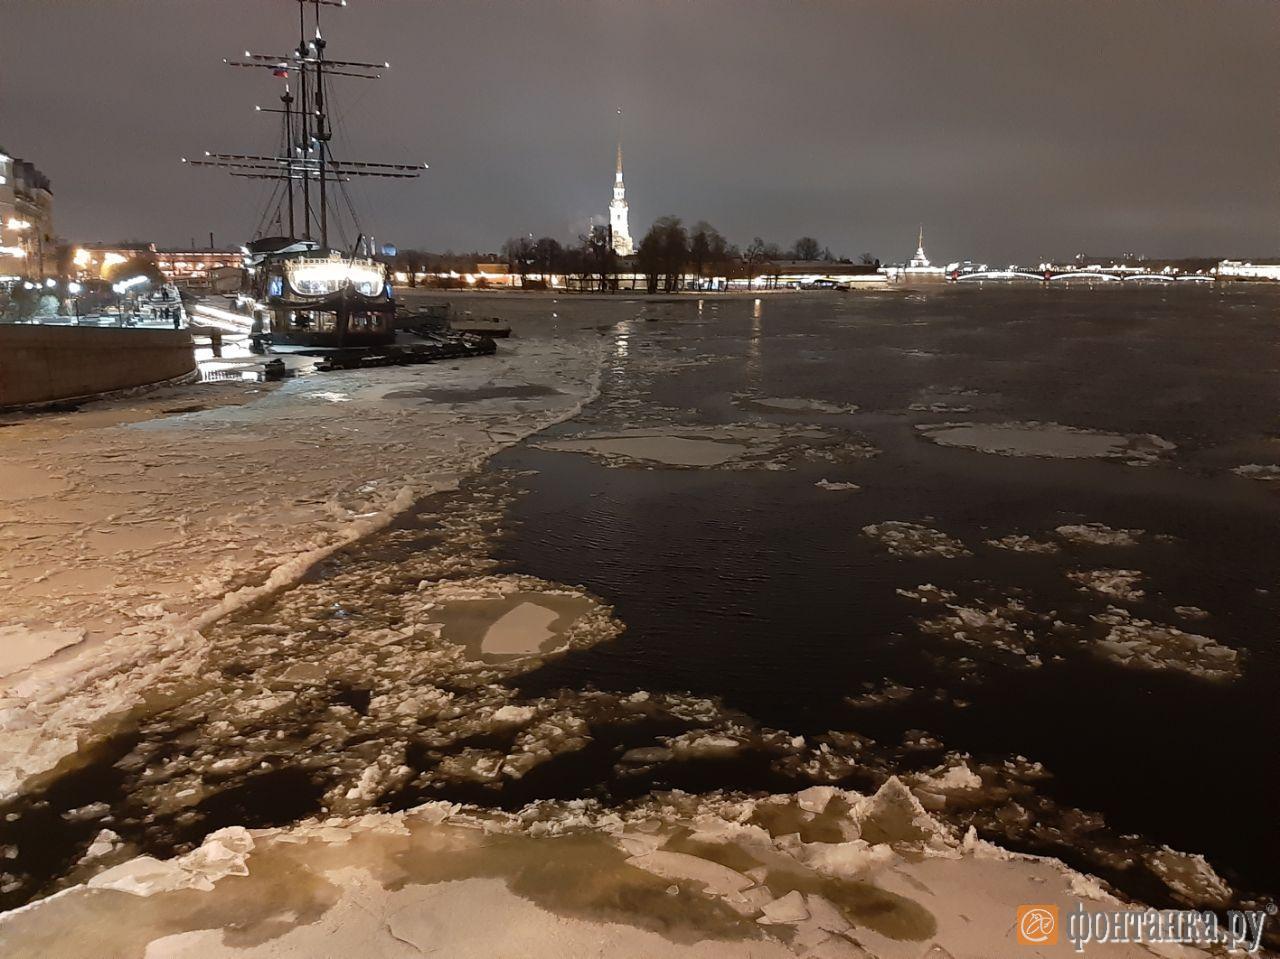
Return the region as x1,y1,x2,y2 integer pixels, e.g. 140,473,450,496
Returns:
183,0,426,351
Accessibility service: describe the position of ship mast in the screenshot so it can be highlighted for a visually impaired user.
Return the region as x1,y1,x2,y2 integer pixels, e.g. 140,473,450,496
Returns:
184,0,425,249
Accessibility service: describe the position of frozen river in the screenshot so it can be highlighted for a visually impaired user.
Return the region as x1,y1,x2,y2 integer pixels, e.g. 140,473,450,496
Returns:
493,286,1280,909
2,286,1277,947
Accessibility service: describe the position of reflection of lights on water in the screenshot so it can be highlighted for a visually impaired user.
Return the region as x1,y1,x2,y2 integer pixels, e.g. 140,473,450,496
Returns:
746,299,763,385
610,319,633,376
613,319,632,359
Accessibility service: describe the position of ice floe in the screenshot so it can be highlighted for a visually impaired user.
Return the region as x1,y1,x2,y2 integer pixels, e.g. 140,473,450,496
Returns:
13,778,1203,958
1090,607,1241,681
0,315,611,803
815,479,861,492
536,422,879,471
916,420,1175,464
1055,522,1144,547
862,522,970,559
984,533,1061,555
734,393,859,415
911,593,1044,668
1232,463,1280,481
1067,568,1145,603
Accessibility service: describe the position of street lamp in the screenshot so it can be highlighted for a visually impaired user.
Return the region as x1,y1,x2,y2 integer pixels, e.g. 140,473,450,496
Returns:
68,281,82,322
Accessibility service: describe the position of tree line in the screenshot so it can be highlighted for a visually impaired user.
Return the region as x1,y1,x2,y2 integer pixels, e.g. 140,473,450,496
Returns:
392,219,877,293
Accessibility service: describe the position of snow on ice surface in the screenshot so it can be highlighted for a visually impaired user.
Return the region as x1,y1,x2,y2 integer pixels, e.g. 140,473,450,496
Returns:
861,523,970,559
481,602,562,655
1055,522,1144,547
916,420,1175,464
816,479,861,492
0,626,85,678
0,780,1217,958
1232,463,1280,481
539,432,749,467
914,597,1043,668
0,299,1259,954
983,533,1060,555
1067,568,1145,603
1090,607,1241,682
733,393,860,415
536,422,879,472
0,313,610,801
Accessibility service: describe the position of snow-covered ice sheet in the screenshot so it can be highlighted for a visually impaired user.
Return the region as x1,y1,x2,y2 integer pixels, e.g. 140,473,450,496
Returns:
916,421,1175,465
0,781,1218,959
0,315,608,800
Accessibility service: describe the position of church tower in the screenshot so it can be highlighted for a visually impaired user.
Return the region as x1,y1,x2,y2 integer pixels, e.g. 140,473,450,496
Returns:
908,225,931,268
609,114,634,256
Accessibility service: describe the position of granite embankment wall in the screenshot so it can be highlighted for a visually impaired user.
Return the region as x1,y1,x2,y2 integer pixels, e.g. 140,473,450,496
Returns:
0,325,196,408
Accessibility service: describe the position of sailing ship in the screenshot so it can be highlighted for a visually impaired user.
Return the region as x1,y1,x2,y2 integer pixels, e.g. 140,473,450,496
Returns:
185,0,425,352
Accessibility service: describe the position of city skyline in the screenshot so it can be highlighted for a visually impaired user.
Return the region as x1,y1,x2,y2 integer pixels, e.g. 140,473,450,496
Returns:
2,0,1277,261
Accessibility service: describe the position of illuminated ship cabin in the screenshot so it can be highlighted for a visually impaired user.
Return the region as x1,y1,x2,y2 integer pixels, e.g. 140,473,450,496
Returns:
246,239,396,350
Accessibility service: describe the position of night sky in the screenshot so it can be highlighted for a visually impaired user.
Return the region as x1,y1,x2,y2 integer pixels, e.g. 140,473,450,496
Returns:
3,0,1276,262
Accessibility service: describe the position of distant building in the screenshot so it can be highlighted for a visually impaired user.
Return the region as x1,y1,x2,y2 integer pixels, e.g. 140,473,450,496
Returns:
881,226,946,280
1216,259,1280,281
0,145,55,280
761,260,885,288
608,133,634,256
390,261,518,288
70,243,245,290
71,242,156,281
154,248,245,288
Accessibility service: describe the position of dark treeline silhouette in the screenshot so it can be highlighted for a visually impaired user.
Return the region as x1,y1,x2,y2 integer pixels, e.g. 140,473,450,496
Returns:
391,222,869,292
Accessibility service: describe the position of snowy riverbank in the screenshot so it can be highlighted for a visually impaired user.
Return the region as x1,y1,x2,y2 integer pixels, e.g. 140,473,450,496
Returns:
0,309,608,800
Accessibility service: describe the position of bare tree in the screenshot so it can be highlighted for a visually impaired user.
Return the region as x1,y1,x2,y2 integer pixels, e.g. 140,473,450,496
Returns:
501,236,536,284
636,226,663,294
744,237,770,289
532,236,563,281
657,216,688,292
579,225,617,292
689,221,729,287
394,249,428,287
791,236,821,261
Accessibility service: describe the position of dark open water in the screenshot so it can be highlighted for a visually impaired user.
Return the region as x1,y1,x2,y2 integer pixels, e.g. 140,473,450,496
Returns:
3,286,1277,919
494,286,1280,903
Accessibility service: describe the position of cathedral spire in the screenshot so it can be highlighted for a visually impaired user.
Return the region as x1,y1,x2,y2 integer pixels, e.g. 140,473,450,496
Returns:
909,224,930,268
608,108,633,256
615,108,624,182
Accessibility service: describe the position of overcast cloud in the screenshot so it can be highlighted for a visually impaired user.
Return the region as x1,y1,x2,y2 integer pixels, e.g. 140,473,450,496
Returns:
2,0,1276,262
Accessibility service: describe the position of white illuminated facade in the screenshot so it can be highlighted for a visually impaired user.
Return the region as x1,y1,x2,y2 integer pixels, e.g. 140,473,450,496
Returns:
908,226,931,268
881,225,947,280
0,146,54,280
1216,260,1280,281
609,139,634,256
